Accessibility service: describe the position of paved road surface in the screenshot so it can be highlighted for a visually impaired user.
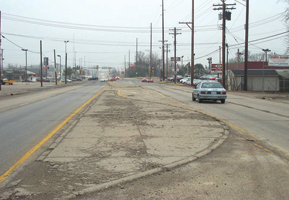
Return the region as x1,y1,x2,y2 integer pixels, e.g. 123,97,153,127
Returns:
0,81,106,176
123,78,289,158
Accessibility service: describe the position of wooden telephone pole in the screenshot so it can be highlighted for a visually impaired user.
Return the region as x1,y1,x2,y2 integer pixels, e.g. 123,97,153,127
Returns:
213,1,236,88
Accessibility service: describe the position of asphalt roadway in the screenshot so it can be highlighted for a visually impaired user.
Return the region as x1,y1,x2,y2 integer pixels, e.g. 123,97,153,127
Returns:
0,80,288,199
0,80,229,199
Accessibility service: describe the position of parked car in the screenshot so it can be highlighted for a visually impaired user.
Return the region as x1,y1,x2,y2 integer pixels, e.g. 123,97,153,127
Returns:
88,77,98,80
176,75,183,82
182,77,191,84
100,78,108,82
192,81,227,103
1,78,16,85
167,76,175,81
200,75,217,80
142,78,148,82
192,79,202,87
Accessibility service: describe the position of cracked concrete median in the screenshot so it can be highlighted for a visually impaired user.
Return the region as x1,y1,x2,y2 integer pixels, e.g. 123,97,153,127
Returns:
0,83,229,200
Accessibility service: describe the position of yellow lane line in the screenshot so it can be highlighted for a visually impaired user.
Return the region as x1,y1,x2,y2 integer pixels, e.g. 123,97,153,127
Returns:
0,89,104,184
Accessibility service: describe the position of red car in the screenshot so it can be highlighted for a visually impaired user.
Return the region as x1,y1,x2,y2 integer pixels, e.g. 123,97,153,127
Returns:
142,78,153,83
108,78,117,81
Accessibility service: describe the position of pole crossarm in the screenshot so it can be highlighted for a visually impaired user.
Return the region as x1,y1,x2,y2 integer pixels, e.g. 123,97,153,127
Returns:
179,22,192,30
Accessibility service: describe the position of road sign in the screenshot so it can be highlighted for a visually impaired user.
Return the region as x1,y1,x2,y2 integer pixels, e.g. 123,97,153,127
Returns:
171,57,181,62
211,64,222,72
268,55,289,67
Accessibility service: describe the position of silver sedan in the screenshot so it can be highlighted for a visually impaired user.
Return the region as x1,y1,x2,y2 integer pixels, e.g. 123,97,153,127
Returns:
192,81,227,103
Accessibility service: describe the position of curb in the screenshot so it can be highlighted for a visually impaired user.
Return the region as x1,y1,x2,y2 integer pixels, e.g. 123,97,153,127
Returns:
64,129,229,199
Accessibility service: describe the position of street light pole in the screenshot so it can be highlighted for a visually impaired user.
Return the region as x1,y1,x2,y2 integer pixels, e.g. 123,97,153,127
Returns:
57,55,61,80
64,40,69,84
262,48,271,92
21,49,28,82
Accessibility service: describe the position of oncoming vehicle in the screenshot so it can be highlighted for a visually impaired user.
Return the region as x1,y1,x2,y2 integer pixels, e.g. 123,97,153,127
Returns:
142,78,153,83
192,81,227,103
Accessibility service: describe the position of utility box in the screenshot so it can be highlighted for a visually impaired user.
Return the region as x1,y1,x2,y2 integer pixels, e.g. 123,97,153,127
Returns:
225,11,231,20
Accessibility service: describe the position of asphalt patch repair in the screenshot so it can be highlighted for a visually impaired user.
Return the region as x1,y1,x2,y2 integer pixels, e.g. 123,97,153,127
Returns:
0,88,228,200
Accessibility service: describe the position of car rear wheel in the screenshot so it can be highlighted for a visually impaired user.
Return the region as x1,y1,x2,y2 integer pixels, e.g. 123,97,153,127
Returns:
221,99,225,104
192,93,196,101
198,98,202,103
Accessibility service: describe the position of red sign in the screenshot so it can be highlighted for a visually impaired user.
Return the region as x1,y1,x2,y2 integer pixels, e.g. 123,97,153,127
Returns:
130,64,134,68
43,66,49,70
211,64,222,71
152,67,154,70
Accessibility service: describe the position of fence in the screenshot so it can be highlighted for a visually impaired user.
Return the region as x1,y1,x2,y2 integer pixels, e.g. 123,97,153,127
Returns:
280,79,289,92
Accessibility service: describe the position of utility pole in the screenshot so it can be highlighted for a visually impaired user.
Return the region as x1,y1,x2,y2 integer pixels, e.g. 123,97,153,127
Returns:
0,11,2,91
207,57,212,73
64,40,69,84
166,43,170,77
213,1,236,88
226,43,229,88
179,0,194,86
162,0,165,81
262,48,271,92
136,38,138,77
128,50,130,77
54,49,57,85
40,40,43,87
150,23,152,79
219,46,222,64
169,27,181,84
244,0,249,91
237,49,243,70
57,55,61,80
124,55,126,78
22,49,28,83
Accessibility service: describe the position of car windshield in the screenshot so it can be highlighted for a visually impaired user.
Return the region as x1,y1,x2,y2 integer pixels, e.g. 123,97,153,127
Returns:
201,82,223,88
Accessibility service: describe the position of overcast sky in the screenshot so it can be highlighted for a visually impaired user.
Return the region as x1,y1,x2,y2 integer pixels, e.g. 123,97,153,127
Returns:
1,0,288,71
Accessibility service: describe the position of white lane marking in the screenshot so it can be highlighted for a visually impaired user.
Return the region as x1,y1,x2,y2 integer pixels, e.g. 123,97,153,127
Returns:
129,81,134,85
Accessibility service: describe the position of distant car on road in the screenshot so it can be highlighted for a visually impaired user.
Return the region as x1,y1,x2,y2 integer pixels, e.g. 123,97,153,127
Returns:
192,81,227,103
88,77,98,80
100,78,108,82
142,78,153,83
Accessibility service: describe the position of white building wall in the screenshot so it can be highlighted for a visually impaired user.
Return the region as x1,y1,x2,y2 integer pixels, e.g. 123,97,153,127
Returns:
248,76,279,91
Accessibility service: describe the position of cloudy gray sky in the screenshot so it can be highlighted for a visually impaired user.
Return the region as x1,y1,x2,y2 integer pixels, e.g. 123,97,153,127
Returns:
1,0,288,70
